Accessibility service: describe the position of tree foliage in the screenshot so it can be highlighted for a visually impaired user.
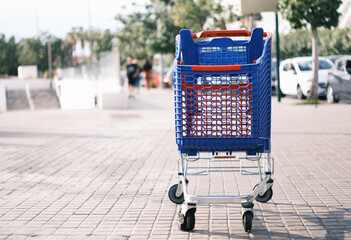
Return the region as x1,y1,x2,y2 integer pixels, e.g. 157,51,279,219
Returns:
1,0,238,76
0,35,18,75
17,38,42,67
0,28,117,76
168,0,236,32
170,0,210,32
16,34,64,76
94,30,114,56
115,11,156,61
115,1,183,62
115,0,237,63
279,0,342,29
273,28,351,60
318,28,351,56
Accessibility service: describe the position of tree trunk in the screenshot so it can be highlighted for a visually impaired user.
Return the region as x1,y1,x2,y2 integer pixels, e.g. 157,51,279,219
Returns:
250,14,255,31
307,26,319,102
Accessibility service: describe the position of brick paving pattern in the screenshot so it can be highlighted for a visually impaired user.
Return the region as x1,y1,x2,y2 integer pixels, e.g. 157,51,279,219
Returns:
0,89,350,239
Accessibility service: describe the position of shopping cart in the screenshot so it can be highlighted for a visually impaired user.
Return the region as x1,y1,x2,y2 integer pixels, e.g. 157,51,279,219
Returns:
168,28,274,232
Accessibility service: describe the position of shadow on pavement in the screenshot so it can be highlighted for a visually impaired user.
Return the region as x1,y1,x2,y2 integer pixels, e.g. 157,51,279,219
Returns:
273,132,351,136
0,131,120,139
192,225,309,239
191,202,351,239
264,202,350,239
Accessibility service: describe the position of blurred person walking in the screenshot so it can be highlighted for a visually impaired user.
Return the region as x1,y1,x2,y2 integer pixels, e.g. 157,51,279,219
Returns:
143,58,153,89
132,59,142,92
125,57,140,98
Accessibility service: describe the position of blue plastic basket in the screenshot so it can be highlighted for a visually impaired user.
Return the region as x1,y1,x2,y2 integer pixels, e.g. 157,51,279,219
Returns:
173,28,271,156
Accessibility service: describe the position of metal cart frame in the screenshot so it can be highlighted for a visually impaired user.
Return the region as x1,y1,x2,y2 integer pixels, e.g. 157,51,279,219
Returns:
169,28,273,232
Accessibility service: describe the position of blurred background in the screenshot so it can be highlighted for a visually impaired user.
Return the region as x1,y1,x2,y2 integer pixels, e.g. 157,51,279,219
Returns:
0,0,351,112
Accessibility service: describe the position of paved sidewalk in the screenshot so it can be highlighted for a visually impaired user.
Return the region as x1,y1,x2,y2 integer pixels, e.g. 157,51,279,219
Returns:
0,89,350,239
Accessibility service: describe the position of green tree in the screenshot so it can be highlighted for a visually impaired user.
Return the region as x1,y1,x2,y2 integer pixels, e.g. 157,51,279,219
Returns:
279,0,342,102
148,1,182,55
51,38,64,68
272,28,351,60
0,35,6,74
17,34,64,76
116,10,158,61
17,38,42,67
319,28,351,56
116,0,236,64
5,36,18,75
0,35,18,75
64,27,89,65
170,0,209,32
66,27,87,52
96,30,113,54
62,34,75,67
86,29,101,62
88,29,114,60
272,29,312,60
61,28,116,66
42,36,65,76
168,0,236,32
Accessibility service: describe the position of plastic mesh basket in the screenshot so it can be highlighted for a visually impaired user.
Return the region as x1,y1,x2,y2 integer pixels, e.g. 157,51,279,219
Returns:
174,28,271,156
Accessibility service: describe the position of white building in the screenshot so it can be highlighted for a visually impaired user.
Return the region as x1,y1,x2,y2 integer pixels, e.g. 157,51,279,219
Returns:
17,65,38,79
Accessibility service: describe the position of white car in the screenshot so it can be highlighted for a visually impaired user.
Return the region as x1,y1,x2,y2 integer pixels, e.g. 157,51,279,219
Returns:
279,57,333,99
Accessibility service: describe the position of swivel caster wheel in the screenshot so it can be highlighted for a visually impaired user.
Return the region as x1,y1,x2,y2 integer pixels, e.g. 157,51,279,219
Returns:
255,187,273,203
179,208,196,231
242,211,253,232
168,183,184,204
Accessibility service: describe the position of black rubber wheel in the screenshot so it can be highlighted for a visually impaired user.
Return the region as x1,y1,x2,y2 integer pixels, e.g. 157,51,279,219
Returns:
297,85,305,100
242,211,253,232
168,184,184,204
327,85,339,103
255,187,273,203
179,209,196,231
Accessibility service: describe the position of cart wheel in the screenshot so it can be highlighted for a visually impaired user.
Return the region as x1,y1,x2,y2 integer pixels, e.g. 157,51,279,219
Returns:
179,208,196,231
255,187,273,203
297,85,305,100
242,211,253,232
168,184,184,204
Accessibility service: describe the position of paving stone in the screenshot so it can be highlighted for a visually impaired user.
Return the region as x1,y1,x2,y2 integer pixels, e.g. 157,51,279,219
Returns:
0,90,351,239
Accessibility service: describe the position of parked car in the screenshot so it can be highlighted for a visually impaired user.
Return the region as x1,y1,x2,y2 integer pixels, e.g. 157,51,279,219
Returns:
279,57,333,99
326,56,351,103
326,55,345,64
153,68,172,88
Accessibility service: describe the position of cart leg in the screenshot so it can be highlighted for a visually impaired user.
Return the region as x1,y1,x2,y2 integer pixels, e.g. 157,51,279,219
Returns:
265,153,273,175
257,153,263,181
255,153,274,203
169,154,190,204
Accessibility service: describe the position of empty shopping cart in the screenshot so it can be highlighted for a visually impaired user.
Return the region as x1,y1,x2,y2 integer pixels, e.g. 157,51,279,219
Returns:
168,28,274,232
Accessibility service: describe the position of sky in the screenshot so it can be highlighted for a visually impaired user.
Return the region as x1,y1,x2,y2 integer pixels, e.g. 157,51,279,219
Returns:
2,0,347,42
0,0,148,40
0,0,292,42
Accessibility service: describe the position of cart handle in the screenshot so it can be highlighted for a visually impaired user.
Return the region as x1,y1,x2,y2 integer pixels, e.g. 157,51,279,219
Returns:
191,65,241,71
191,30,270,39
